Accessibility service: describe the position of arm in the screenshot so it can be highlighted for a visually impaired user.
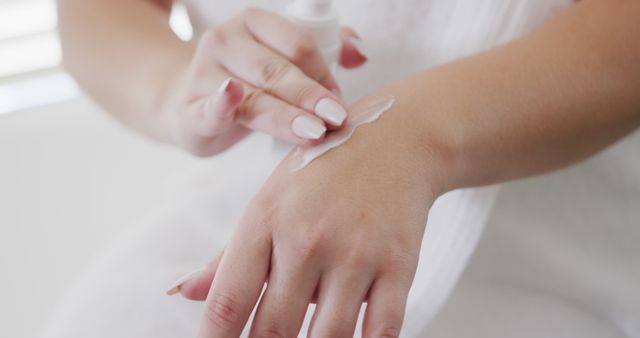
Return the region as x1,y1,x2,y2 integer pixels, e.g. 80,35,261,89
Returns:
57,0,186,140
393,0,640,191
181,1,640,337
57,1,367,155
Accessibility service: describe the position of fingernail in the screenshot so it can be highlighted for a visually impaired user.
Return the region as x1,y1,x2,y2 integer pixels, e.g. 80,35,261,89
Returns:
292,116,326,140
315,98,347,126
218,77,233,96
348,36,368,58
166,267,207,296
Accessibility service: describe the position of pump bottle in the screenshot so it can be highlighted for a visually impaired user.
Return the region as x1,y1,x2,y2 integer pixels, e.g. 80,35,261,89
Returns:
287,0,341,75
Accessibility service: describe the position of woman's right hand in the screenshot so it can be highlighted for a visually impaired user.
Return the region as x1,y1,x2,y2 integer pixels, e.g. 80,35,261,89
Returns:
160,7,368,156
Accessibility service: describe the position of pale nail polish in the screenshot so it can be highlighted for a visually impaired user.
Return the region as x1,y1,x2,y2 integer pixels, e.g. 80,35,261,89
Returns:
348,36,368,58
292,116,326,140
315,98,347,126
166,267,207,296
218,77,233,95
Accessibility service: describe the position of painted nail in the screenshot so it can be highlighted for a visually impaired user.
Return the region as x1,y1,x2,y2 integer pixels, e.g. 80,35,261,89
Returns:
348,36,368,58
292,116,326,140
166,267,207,296
315,98,347,126
218,77,233,96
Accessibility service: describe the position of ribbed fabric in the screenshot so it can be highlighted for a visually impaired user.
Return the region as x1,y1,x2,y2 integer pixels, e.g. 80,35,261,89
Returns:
403,187,500,336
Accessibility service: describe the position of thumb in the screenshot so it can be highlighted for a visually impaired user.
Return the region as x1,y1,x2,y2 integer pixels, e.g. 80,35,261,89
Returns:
340,26,368,69
190,78,244,137
166,250,224,301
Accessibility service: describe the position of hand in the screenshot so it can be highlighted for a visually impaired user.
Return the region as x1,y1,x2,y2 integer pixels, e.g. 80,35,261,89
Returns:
159,7,368,156
176,92,446,337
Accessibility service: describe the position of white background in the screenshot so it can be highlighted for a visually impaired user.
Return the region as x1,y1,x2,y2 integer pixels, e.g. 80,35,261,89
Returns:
0,98,206,337
0,1,196,336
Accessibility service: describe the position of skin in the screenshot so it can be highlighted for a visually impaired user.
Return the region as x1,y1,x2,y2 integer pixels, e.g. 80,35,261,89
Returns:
57,0,367,156
58,0,640,337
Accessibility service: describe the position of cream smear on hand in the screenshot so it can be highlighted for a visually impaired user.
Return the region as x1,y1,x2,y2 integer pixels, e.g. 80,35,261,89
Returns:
289,96,396,171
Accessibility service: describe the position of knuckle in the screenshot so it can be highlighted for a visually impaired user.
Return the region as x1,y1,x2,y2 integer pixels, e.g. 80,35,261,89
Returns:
239,88,264,118
379,256,418,283
293,231,324,262
259,58,293,90
290,34,316,64
292,84,317,106
386,246,419,273
201,26,227,50
376,326,402,338
344,247,374,270
315,69,334,87
204,291,243,330
342,230,376,269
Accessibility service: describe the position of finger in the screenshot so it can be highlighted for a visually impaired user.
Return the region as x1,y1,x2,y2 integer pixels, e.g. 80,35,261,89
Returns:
340,26,368,69
209,32,348,127
189,77,328,148
362,275,411,338
308,271,373,338
196,224,271,338
178,251,224,301
248,261,319,338
189,77,244,137
240,7,339,92
238,86,327,145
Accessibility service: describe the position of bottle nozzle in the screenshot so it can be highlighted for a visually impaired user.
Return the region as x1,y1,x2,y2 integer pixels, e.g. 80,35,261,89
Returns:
292,0,333,17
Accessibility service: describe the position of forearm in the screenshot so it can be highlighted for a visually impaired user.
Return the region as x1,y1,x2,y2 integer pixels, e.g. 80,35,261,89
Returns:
383,0,640,191
57,0,193,140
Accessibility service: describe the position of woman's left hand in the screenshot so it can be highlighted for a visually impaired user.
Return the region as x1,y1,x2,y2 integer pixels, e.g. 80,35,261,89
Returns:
176,92,447,337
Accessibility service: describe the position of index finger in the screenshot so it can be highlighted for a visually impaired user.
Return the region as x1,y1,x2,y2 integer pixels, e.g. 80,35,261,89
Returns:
196,223,271,338
241,7,339,92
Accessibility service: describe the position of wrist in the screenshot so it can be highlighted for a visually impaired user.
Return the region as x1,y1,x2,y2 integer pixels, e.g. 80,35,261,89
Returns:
357,83,462,200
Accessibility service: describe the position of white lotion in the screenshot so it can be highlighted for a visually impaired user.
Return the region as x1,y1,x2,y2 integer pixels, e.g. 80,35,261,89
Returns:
287,0,341,74
289,96,396,171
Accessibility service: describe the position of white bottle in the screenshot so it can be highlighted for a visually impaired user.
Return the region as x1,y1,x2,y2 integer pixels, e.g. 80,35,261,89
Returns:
287,0,341,75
